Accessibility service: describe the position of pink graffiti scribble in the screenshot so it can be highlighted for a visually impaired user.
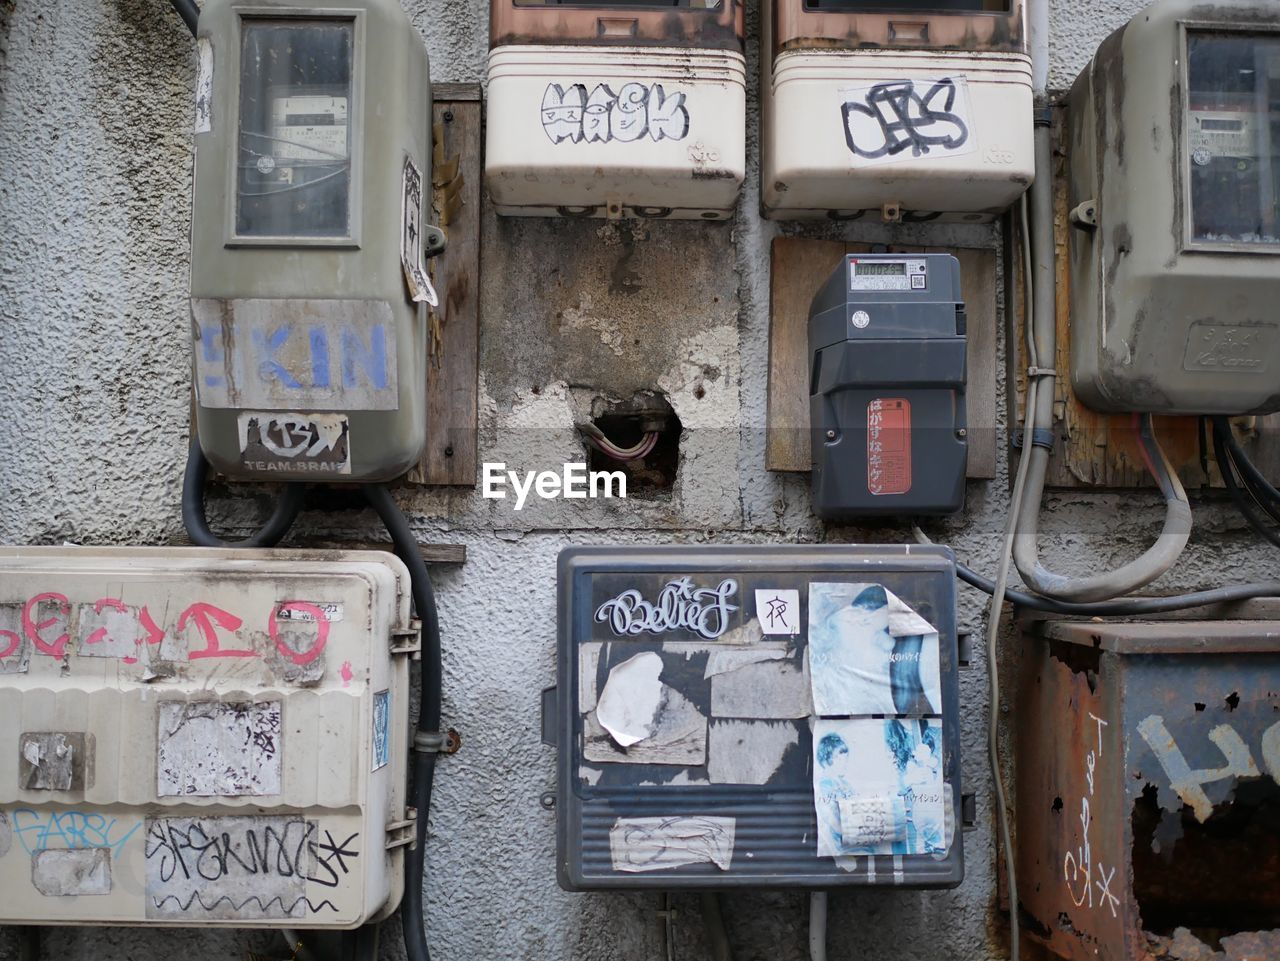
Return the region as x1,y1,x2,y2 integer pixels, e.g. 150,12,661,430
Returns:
341,661,354,687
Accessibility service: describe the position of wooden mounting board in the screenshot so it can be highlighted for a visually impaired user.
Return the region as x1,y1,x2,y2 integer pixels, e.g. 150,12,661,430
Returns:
408,82,482,487
1006,108,1280,490
766,237,999,479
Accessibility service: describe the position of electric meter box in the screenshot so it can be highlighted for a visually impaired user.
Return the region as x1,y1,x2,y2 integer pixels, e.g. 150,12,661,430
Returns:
1067,0,1280,415
0,547,414,928
761,0,1033,221
485,0,746,219
809,253,967,518
548,545,964,890
190,0,439,482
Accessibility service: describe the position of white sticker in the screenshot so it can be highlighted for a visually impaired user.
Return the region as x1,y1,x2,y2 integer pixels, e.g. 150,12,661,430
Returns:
238,411,351,475
194,38,213,134
840,77,976,167
707,719,800,785
32,848,113,896
0,603,32,674
157,701,283,798
609,816,735,873
274,601,344,624
372,689,390,772
400,155,438,307
754,589,800,635
838,796,907,847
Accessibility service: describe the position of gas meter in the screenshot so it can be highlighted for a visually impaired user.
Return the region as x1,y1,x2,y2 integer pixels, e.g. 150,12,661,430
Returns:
485,0,746,219
1067,0,1280,414
190,0,442,481
809,253,967,517
761,0,1033,221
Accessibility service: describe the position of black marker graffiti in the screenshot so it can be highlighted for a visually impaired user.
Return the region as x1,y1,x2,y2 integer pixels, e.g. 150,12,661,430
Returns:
841,79,970,160
309,830,360,888
542,83,690,145
150,893,338,914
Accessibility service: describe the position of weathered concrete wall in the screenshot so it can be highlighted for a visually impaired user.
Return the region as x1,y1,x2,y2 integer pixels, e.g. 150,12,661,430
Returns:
0,0,1276,959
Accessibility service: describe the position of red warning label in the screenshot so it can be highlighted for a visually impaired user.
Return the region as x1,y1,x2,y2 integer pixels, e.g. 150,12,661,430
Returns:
867,397,912,496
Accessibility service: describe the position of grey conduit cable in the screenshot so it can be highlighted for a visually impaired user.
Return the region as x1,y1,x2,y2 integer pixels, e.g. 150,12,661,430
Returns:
169,0,199,35
182,441,306,548
808,892,827,961
699,894,733,961
1009,123,1192,603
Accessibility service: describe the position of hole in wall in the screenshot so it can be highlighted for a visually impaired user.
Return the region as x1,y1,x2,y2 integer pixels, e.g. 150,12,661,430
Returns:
584,393,681,495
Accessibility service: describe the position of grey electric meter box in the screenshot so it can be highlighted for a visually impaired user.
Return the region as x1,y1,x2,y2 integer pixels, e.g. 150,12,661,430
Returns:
548,545,964,890
1067,0,1280,415
809,254,967,518
189,0,441,481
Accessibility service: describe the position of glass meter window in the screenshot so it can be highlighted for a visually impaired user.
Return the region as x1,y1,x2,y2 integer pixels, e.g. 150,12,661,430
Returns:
513,0,723,9
1186,30,1280,248
236,18,355,240
802,1,1010,12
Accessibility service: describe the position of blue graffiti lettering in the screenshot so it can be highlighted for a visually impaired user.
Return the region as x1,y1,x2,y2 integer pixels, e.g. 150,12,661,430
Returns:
309,326,331,389
252,326,303,388
340,325,389,391
200,324,225,388
10,808,142,857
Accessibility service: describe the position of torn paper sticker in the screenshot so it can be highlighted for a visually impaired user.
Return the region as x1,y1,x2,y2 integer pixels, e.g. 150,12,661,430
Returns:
584,687,707,766
703,645,787,679
807,583,941,715
594,651,664,747
707,719,800,785
194,38,213,134
755,589,800,635
157,701,282,797
814,718,945,857
401,155,438,307
32,848,112,896
0,602,30,674
579,643,602,714
710,656,810,719
610,816,735,873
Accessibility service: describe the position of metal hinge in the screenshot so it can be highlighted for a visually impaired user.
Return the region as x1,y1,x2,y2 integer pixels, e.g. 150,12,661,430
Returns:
385,812,417,850
390,618,422,657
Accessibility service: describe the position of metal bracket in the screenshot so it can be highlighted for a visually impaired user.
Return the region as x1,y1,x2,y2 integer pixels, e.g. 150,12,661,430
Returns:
422,223,447,259
1011,427,1056,452
385,814,417,850
390,619,422,657
414,728,462,756
957,630,973,668
1069,199,1098,230
961,793,977,830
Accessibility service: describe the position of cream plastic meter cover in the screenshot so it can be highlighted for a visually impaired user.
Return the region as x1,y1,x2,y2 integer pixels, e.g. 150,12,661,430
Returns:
0,547,414,928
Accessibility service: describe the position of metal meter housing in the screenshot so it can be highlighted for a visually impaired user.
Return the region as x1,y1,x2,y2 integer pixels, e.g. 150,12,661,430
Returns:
190,0,438,481
1067,0,1280,415
809,253,967,518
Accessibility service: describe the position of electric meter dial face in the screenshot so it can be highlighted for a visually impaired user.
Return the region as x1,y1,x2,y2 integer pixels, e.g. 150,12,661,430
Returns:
270,94,350,161
848,258,928,292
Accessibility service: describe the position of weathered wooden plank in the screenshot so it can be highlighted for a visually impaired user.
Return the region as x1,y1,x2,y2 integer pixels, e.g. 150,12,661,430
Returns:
766,237,999,479
292,539,468,565
408,88,481,486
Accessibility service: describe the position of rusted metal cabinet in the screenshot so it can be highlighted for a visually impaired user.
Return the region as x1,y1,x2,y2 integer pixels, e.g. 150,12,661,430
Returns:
485,0,746,219
1016,619,1280,961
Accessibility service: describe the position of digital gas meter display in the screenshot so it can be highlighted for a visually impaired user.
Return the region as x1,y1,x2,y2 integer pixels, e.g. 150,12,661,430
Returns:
236,19,355,239
1186,31,1280,247
849,258,927,292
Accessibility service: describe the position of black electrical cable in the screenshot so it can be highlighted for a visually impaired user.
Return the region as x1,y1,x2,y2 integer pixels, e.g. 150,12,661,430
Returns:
169,0,199,36
182,441,306,548
362,484,441,961
1213,416,1280,526
956,560,1280,615
1212,419,1280,549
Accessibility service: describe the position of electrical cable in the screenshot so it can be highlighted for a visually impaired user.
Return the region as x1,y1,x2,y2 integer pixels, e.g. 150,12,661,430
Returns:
581,423,660,462
808,891,828,961
169,0,199,36
698,893,733,961
361,485,442,961
181,441,306,548
1214,417,1280,506
1212,418,1280,549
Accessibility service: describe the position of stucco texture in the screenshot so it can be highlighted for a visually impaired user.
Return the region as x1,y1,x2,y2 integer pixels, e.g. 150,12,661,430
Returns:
0,0,1276,959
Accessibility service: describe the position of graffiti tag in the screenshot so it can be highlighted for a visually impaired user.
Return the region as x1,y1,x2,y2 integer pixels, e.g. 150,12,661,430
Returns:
10,808,142,857
542,83,690,145
594,576,738,640
841,78,972,163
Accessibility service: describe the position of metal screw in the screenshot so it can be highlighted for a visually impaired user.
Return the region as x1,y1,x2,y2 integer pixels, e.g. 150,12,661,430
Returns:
444,445,454,457
826,430,836,439
956,428,967,438
443,110,454,123
539,791,556,810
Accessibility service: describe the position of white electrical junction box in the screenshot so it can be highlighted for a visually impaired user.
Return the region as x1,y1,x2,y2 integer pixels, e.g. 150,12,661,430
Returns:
0,547,415,928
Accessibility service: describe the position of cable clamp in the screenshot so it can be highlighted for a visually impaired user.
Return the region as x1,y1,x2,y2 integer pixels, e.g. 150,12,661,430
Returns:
1026,366,1058,378
413,728,462,756
1011,428,1057,451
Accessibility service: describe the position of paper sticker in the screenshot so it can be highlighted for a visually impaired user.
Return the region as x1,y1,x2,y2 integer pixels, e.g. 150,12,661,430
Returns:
144,815,319,919
401,155,438,307
372,690,390,771
710,656,810,720
867,398,912,496
77,600,142,658
807,583,941,716
814,718,945,857
840,77,976,166
0,602,31,674
157,701,282,797
578,643,602,714
32,848,112,896
594,652,664,747
238,411,351,475
194,38,213,134
609,816,734,873
275,602,344,624
754,589,800,635
707,719,800,785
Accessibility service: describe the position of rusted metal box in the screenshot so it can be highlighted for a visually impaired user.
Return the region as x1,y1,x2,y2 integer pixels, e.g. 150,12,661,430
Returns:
1015,618,1280,961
